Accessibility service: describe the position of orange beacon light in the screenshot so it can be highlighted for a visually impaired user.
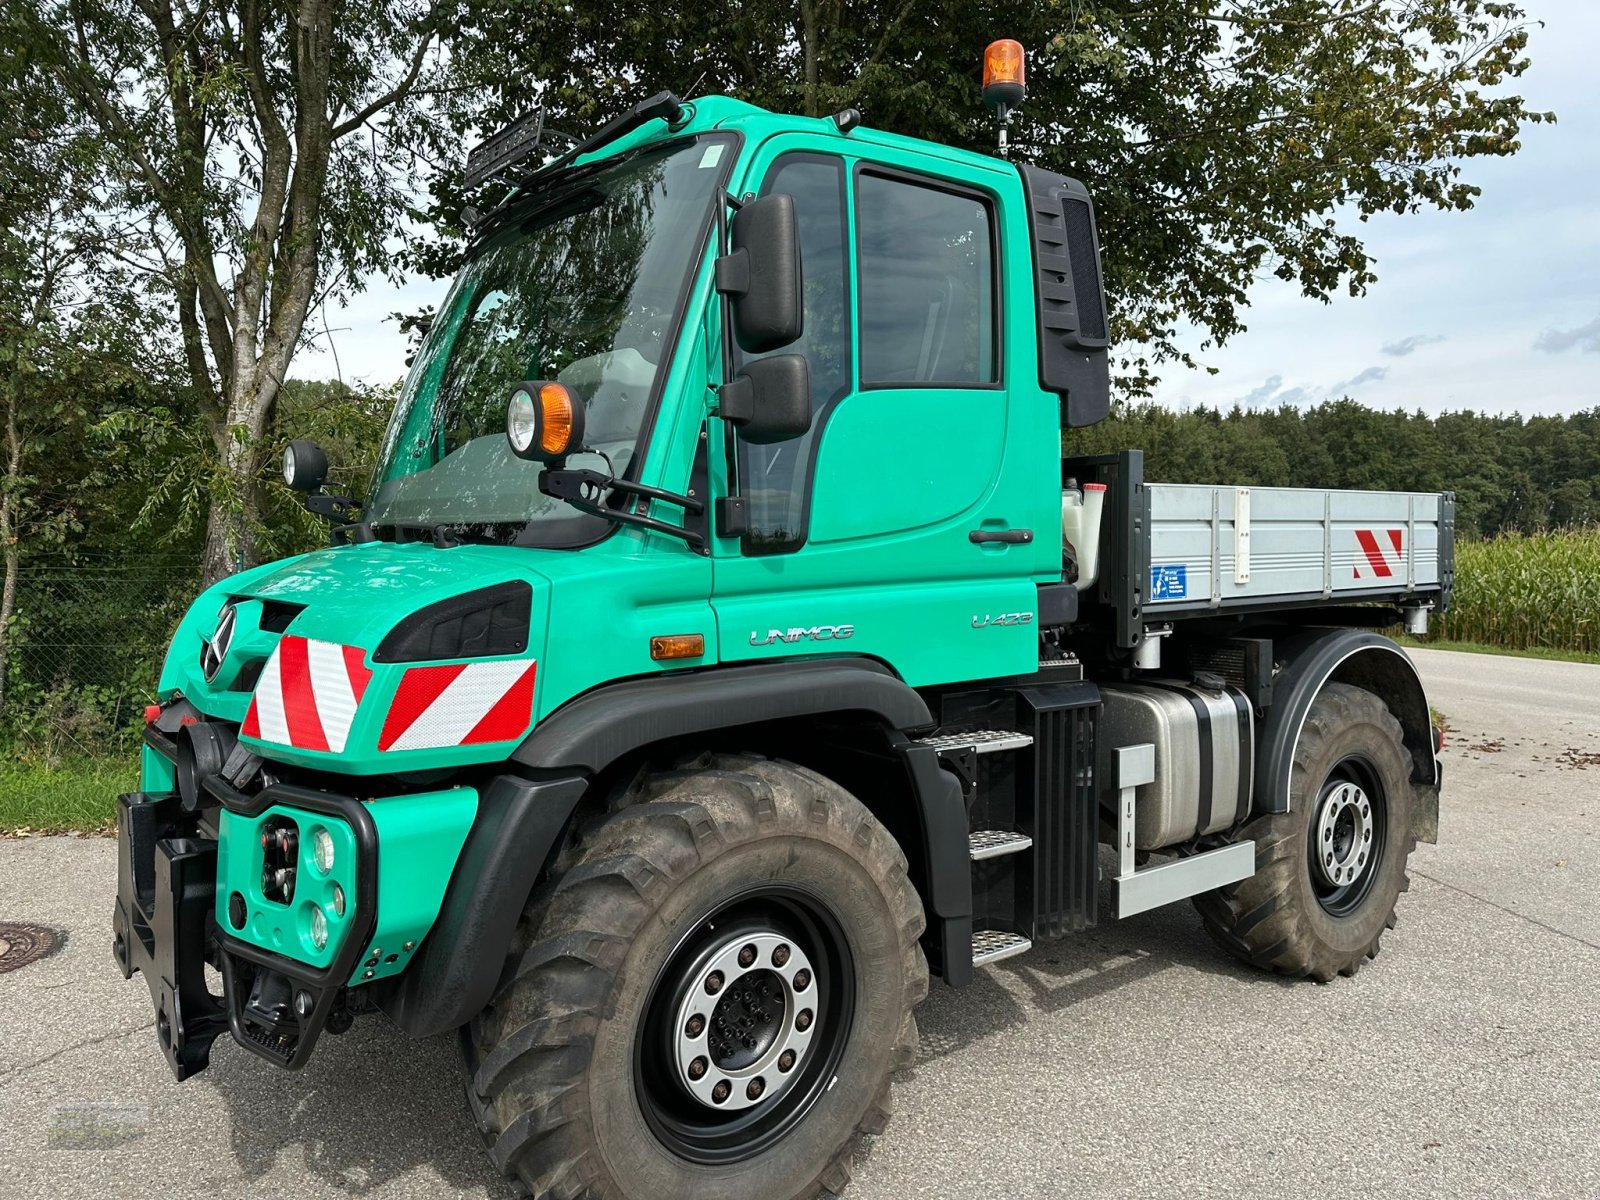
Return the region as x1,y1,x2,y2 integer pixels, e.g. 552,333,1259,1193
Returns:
982,39,1026,111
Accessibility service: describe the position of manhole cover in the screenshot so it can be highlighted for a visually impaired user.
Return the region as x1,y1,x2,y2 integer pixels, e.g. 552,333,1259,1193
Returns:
0,922,64,973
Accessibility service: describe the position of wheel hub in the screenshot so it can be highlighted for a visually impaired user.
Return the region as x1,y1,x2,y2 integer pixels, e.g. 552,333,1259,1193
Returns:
1314,780,1373,888
672,932,817,1112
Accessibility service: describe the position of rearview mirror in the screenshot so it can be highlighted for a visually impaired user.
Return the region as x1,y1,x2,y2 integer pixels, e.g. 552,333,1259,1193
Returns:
719,354,811,444
717,193,803,353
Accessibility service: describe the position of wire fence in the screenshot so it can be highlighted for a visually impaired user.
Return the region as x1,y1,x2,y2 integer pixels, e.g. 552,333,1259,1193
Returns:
2,556,202,764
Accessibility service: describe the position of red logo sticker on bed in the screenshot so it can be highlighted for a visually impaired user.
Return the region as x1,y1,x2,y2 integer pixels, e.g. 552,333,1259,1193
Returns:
1353,528,1404,579
377,659,538,752
242,635,373,753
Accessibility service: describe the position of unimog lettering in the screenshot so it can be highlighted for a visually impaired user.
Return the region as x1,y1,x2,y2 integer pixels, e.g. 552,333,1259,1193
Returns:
749,624,856,646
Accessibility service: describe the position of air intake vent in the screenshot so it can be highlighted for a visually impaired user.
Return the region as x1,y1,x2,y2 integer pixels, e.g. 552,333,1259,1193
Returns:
374,581,532,664
1060,196,1107,341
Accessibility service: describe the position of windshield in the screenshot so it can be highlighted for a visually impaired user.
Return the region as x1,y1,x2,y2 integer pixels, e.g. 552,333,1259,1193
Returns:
368,134,733,545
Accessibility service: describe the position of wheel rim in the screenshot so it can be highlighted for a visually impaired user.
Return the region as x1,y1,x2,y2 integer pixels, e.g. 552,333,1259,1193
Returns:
635,885,855,1165
1309,755,1388,916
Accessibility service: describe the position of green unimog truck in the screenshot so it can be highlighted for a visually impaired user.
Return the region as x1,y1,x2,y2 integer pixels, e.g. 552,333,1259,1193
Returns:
115,49,1452,1199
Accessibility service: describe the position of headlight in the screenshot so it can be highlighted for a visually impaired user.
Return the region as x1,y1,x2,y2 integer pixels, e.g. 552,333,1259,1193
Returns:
506,387,539,454
311,827,336,874
309,906,329,951
331,883,346,918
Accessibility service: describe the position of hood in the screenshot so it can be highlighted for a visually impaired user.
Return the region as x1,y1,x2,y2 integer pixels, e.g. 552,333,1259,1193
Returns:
160,540,554,775
238,540,550,647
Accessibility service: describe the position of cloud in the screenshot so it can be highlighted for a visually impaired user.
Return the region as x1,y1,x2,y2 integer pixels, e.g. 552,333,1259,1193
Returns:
1239,375,1285,409
1534,316,1600,354
1381,334,1446,357
1320,365,1389,400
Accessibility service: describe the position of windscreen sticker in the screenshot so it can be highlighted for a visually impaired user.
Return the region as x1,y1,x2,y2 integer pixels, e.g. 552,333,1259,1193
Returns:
1150,564,1188,601
698,143,725,169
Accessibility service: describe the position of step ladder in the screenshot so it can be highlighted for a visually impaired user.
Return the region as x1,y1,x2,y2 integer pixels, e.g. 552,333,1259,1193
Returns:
916,728,1039,969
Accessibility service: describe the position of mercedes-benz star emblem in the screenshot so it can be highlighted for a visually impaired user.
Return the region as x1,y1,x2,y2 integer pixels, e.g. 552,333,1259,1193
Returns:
201,603,237,683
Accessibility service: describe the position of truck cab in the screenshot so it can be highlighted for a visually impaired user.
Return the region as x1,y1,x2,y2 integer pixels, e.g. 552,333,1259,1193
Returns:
115,82,1449,1200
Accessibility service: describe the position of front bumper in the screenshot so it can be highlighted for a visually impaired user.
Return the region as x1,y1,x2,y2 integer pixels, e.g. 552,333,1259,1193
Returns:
112,782,379,1080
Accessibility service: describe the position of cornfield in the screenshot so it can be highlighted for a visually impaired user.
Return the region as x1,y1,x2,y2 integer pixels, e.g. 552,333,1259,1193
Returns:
1431,529,1600,655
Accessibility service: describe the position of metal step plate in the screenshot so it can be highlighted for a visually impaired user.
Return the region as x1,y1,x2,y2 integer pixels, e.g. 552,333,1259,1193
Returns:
968,830,1033,861
971,929,1032,967
916,730,1034,755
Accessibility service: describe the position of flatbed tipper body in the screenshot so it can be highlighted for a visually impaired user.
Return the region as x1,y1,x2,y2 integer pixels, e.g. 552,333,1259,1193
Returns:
1145,483,1453,615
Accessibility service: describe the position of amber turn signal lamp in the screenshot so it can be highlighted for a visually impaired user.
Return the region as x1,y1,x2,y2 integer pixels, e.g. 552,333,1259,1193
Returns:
982,39,1026,111
507,380,586,463
650,634,706,661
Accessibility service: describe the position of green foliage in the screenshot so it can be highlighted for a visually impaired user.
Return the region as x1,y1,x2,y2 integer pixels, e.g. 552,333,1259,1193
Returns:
1430,530,1600,656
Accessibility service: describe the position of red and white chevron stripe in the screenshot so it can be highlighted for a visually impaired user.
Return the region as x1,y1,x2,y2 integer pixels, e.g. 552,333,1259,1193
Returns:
1353,528,1405,579
377,659,538,752
242,635,373,753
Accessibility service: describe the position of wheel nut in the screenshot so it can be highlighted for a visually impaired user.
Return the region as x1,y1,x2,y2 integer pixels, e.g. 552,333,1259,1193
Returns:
796,1008,813,1032
738,943,757,967
792,968,811,992
779,1049,797,1072
772,943,791,967
686,1014,706,1038
712,1080,731,1104
688,1056,708,1080
747,1077,766,1101
705,970,724,995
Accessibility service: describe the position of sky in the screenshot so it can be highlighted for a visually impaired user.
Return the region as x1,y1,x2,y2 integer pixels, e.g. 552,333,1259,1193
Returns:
295,1,1600,419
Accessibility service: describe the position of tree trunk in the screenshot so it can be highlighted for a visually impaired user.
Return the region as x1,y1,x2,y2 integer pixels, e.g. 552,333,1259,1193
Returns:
200,371,281,588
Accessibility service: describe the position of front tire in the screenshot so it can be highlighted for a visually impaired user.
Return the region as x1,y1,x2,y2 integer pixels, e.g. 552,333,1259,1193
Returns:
1195,683,1418,982
466,753,928,1199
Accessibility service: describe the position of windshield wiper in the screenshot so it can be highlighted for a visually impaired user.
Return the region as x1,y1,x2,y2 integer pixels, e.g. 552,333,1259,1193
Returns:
367,520,472,549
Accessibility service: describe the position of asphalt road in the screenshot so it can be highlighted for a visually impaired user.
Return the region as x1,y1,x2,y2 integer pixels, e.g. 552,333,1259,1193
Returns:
2,647,1596,1199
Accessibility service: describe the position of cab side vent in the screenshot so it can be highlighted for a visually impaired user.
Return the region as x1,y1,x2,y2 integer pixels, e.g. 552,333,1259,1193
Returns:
1059,195,1106,341
374,581,532,663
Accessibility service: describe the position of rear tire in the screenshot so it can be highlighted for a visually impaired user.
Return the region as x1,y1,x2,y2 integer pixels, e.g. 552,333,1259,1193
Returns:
1194,683,1418,982
465,753,928,1199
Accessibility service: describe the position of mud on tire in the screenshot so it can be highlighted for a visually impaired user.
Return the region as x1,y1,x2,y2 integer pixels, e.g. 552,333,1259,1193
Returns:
1194,683,1420,983
465,753,928,1199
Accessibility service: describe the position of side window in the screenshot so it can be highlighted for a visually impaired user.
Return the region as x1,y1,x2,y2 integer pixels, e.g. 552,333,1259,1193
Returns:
738,155,849,553
856,172,996,386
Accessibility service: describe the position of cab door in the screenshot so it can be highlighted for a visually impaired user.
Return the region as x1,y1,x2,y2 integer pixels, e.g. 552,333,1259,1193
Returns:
710,137,1044,686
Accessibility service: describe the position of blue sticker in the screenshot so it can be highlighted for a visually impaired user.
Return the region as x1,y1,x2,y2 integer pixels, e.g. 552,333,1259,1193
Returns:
1150,564,1188,600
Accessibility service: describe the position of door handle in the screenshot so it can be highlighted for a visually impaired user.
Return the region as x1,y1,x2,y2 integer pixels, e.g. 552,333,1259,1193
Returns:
969,528,1033,545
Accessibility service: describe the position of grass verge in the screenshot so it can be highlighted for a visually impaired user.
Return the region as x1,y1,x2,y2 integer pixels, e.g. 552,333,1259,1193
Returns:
1399,636,1600,666
0,757,131,835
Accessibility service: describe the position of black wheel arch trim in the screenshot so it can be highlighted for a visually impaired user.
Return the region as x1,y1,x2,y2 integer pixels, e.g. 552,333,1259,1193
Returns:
1255,629,1439,841
510,657,935,773
377,773,589,1039
382,658,950,1036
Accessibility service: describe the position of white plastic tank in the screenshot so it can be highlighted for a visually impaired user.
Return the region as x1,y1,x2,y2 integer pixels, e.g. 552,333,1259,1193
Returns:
1061,481,1106,591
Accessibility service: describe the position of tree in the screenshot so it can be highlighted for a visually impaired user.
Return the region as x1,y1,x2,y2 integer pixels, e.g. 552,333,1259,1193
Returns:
432,0,1549,392
0,17,162,721
24,0,457,586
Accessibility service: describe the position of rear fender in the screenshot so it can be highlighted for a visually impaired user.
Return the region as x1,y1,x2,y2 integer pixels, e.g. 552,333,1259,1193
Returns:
1255,629,1439,842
